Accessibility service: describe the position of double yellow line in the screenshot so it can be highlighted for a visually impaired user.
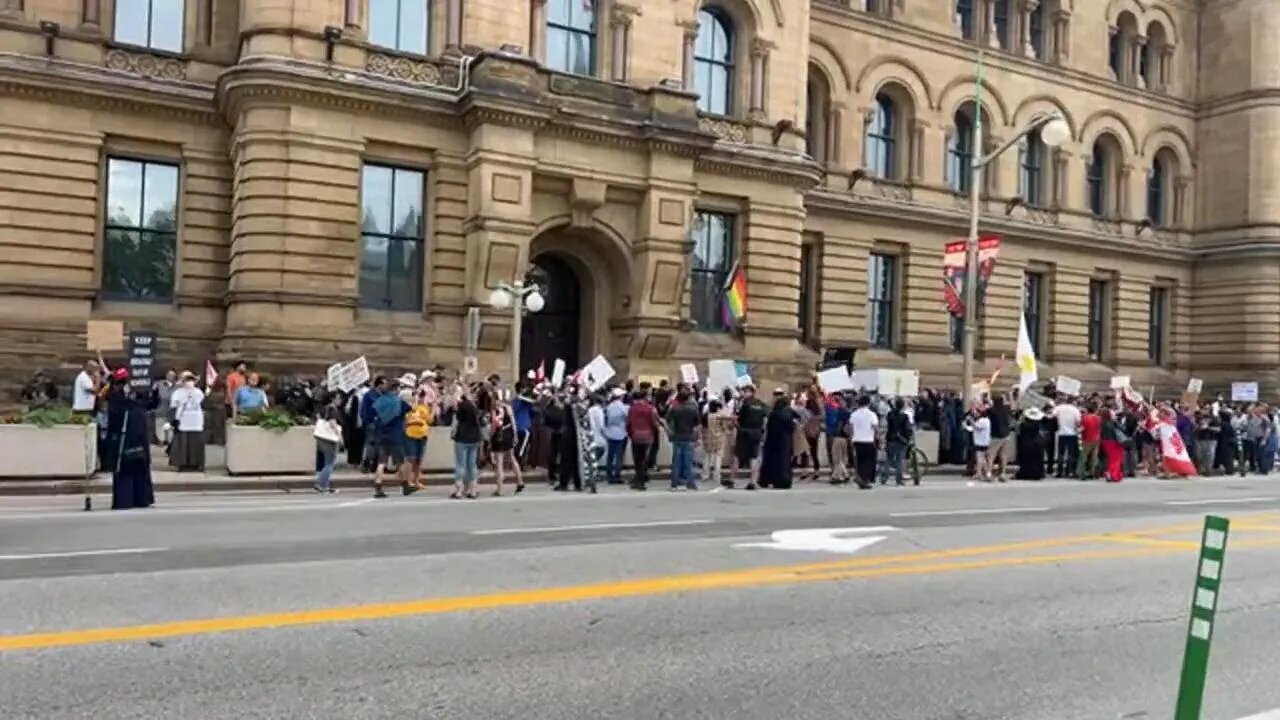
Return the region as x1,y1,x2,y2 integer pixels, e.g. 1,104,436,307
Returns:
3,519,1279,653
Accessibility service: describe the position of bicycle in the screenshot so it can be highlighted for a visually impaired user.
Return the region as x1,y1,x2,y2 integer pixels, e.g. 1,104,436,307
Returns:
875,438,930,485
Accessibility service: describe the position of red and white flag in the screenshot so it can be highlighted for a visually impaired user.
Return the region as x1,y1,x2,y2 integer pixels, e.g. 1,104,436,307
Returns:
535,361,546,383
205,360,218,388
1156,420,1196,476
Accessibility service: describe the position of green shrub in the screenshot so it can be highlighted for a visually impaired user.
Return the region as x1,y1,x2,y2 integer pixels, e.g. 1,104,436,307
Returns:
233,407,309,431
1,405,93,428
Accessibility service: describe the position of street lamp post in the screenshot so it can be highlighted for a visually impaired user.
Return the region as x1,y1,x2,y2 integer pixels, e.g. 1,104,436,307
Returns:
959,111,1070,410
489,280,546,380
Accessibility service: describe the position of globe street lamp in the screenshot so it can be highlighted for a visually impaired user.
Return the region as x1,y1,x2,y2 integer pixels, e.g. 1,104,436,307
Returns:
489,280,545,380
960,112,1069,409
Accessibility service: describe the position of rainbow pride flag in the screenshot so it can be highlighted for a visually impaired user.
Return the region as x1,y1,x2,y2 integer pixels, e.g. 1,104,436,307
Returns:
721,263,747,328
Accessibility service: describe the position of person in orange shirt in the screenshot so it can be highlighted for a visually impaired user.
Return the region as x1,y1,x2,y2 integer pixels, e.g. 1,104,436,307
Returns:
225,361,247,418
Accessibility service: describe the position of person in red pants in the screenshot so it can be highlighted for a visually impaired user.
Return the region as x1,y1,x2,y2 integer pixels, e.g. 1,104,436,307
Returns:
1100,408,1125,483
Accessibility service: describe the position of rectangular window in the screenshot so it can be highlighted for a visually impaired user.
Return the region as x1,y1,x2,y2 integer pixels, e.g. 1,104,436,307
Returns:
114,0,185,53
359,164,426,311
1023,271,1045,356
369,0,430,55
102,157,179,302
1148,286,1169,365
1088,279,1109,361
546,0,596,76
690,210,734,332
867,253,896,348
798,242,819,347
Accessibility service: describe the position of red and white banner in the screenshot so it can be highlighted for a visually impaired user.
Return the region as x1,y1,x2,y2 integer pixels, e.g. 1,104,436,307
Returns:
1155,420,1197,476
942,234,1001,319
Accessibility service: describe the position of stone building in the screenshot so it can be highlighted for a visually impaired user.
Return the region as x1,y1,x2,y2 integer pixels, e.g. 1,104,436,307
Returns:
0,0,1275,395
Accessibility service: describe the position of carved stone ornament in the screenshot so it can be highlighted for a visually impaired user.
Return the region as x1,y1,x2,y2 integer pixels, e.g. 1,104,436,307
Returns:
366,52,444,86
104,49,188,81
698,116,750,144
750,37,774,58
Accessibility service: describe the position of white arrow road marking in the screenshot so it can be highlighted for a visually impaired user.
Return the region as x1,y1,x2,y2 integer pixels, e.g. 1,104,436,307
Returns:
1233,710,1280,720
735,526,899,554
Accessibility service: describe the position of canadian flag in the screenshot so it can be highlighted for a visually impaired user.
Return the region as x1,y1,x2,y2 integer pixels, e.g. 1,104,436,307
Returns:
1155,420,1197,476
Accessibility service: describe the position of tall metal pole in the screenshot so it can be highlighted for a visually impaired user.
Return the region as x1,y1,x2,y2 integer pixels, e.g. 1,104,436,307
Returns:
960,42,986,411
510,281,524,380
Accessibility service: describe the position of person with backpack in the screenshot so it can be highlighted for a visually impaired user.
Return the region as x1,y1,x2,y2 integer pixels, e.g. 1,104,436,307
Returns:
370,377,412,498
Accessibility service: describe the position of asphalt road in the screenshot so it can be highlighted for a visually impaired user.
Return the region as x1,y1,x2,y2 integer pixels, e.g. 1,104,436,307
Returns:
3,476,1280,719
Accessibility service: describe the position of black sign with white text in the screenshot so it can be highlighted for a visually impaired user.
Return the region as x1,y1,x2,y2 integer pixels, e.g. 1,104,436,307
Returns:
126,331,157,392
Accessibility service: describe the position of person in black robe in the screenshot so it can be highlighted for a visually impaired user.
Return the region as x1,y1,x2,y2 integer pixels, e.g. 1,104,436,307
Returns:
1014,407,1047,480
105,373,155,510
758,391,797,489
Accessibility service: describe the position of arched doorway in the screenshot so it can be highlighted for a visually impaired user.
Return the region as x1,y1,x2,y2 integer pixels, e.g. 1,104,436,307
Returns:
520,253,582,375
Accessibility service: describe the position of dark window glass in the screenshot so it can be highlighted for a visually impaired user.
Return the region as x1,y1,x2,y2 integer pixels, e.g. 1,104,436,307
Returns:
955,0,975,40
865,94,897,179
1108,33,1123,77
867,253,896,348
1029,2,1045,57
694,9,734,115
1087,140,1106,216
1148,286,1168,364
691,211,734,332
948,109,974,193
1147,156,1166,225
1088,279,1108,361
1020,129,1045,207
369,0,430,55
799,243,818,347
547,0,595,75
1023,272,1045,356
102,158,179,301
114,0,184,52
993,0,1011,49
360,164,425,311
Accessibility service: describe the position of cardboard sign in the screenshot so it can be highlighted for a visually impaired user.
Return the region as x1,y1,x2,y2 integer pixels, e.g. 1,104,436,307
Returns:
461,355,478,377
679,363,699,385
1110,375,1131,390
878,369,919,397
334,356,371,392
86,320,124,351
1231,381,1258,402
582,355,615,391
551,358,566,387
708,359,737,392
1187,378,1203,394
851,369,880,392
1055,376,1082,397
817,366,853,393
126,331,156,392
325,363,342,389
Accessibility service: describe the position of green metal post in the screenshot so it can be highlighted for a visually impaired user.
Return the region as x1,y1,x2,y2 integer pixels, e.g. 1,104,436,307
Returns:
1173,515,1230,720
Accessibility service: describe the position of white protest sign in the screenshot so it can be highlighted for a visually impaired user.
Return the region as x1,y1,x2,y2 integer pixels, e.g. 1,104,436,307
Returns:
1110,375,1130,390
679,363,699,385
335,356,370,392
582,355,615,391
878,369,919,397
817,366,853,393
851,369,880,392
735,374,754,388
325,363,342,390
1055,376,1082,397
707,359,737,392
1231,381,1258,402
551,358,566,387
1187,378,1203,394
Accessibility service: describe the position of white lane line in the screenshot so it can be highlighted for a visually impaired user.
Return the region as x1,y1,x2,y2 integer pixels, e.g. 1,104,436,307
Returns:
889,506,1052,518
471,519,715,536
1233,710,1280,720
1166,496,1277,506
0,547,165,561
338,498,377,507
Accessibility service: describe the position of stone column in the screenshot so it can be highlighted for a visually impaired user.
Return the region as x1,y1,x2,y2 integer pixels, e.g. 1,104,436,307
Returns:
909,119,927,183
196,0,212,46
81,0,100,28
1174,176,1190,226
344,0,360,30
445,0,463,49
1130,35,1147,88
828,102,845,168
530,0,548,62
1052,10,1071,63
984,135,1002,196
1020,0,1039,58
1159,45,1175,92
984,0,1001,49
1108,26,1120,80
679,19,698,90
749,38,773,120
1118,164,1133,217
609,4,639,82
1051,149,1068,208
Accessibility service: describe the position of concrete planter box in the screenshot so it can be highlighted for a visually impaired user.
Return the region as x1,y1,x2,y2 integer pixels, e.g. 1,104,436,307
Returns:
0,423,96,479
225,424,315,475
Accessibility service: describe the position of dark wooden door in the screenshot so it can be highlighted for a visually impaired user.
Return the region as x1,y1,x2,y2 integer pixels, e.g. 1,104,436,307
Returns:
520,254,581,375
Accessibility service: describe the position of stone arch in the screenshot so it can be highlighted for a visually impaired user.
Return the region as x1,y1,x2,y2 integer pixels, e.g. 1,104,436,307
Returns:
528,215,636,364
697,0,757,116
863,81,916,181
1147,5,1179,45
1078,108,1139,157
806,62,835,162
809,36,853,94
698,0,761,35
1085,131,1126,216
936,75,1010,127
1106,0,1147,25
1140,125,1193,168
1012,94,1078,140
854,55,935,110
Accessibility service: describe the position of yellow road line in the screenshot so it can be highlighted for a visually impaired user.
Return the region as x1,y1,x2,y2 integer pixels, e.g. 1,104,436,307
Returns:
5,535,1280,654
1099,534,1203,549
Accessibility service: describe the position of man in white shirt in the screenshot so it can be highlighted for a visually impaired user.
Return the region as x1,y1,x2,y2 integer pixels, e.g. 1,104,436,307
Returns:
1052,399,1082,478
849,395,879,489
72,360,100,415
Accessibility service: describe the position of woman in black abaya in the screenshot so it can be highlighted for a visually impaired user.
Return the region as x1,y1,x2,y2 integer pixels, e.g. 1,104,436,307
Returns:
105,369,156,510
758,390,797,489
1014,407,1047,480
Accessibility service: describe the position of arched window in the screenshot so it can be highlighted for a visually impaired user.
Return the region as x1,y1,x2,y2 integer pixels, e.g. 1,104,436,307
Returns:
1028,2,1045,58
947,108,975,193
1108,31,1122,78
806,65,831,163
1019,129,1046,207
1145,21,1171,91
693,9,734,115
546,0,596,76
864,94,897,179
1086,147,1106,216
1112,11,1140,84
955,0,975,40
1148,154,1168,226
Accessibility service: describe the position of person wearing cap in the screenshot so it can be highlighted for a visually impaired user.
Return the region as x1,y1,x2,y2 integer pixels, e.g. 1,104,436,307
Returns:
103,366,155,510
602,387,629,485
168,370,207,472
